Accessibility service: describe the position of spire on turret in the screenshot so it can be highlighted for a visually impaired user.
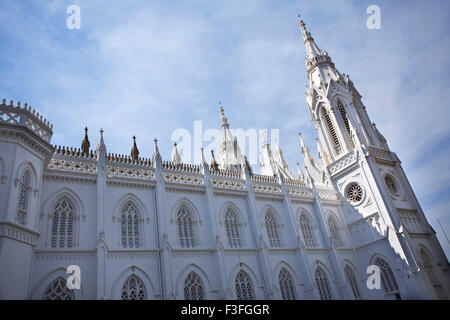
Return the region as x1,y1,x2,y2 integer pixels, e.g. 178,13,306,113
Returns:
96,129,107,172
210,150,219,171
172,142,181,165
81,127,90,156
297,162,305,181
316,137,331,167
219,103,243,171
299,132,312,163
298,15,323,60
153,137,161,163
131,135,139,161
298,15,334,76
219,101,229,129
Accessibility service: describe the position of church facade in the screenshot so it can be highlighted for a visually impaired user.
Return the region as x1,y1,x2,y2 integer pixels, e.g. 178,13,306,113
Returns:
0,19,448,300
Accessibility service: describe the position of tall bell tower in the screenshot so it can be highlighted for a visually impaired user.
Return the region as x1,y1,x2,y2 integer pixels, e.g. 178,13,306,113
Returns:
298,16,449,299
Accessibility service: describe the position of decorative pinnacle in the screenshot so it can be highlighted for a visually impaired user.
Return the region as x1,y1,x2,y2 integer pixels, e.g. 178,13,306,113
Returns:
84,127,88,133
100,128,104,136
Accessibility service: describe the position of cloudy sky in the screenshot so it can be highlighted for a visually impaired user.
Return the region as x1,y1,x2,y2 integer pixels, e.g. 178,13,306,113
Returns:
1,0,449,258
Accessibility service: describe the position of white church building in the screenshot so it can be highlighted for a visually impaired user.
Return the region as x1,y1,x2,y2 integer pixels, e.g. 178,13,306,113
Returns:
0,18,448,300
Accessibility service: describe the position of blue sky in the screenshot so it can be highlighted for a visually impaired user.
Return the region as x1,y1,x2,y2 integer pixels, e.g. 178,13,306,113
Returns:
1,0,449,258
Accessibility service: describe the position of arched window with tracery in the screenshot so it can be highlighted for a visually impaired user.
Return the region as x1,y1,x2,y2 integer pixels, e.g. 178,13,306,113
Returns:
337,100,351,135
315,266,333,300
42,277,74,300
279,268,296,300
420,250,439,285
120,201,141,248
375,258,399,295
177,205,196,248
322,107,342,155
265,210,281,247
345,265,362,299
50,197,75,248
225,208,242,248
235,270,255,300
299,213,316,248
328,215,343,248
16,169,31,225
184,271,205,300
121,275,147,300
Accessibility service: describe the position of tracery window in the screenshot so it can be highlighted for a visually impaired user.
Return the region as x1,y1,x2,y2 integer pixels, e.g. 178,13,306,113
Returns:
346,182,364,204
265,211,280,247
120,201,141,248
42,277,74,300
235,270,255,300
177,205,196,248
16,169,31,225
121,275,147,300
322,108,342,155
50,197,74,248
279,268,296,300
315,267,332,300
225,208,242,248
385,175,397,194
299,213,316,248
328,215,343,248
375,258,399,294
420,250,439,285
345,265,362,299
184,271,205,300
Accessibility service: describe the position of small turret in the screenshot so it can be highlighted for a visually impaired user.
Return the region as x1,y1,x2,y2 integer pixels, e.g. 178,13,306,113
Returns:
81,127,90,156
131,135,139,161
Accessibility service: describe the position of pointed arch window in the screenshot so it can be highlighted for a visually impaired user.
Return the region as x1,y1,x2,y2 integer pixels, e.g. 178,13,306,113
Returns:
120,201,141,248
315,267,333,300
225,208,242,248
375,258,399,295
344,265,362,299
420,250,439,285
328,215,343,248
322,108,342,155
16,169,31,225
177,205,196,248
279,268,297,300
299,213,316,248
235,270,255,300
121,275,147,300
337,100,351,135
265,211,281,247
50,197,74,248
42,277,74,300
184,271,205,300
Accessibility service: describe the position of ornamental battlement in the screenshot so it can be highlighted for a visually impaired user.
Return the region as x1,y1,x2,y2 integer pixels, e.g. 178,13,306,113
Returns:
0,98,53,143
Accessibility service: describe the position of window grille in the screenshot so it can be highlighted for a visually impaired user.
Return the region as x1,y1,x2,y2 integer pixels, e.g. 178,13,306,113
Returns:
279,268,296,300
184,271,205,300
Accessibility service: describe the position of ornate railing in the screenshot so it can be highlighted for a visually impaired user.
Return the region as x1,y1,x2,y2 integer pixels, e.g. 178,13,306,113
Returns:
0,99,53,143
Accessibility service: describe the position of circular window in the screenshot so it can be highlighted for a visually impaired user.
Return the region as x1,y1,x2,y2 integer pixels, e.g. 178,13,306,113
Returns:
384,175,397,194
346,183,364,205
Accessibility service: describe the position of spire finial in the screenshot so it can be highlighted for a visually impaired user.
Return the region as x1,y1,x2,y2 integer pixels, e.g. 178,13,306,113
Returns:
131,135,139,161
219,101,229,128
210,149,219,171
172,142,181,165
100,128,104,136
81,126,90,156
